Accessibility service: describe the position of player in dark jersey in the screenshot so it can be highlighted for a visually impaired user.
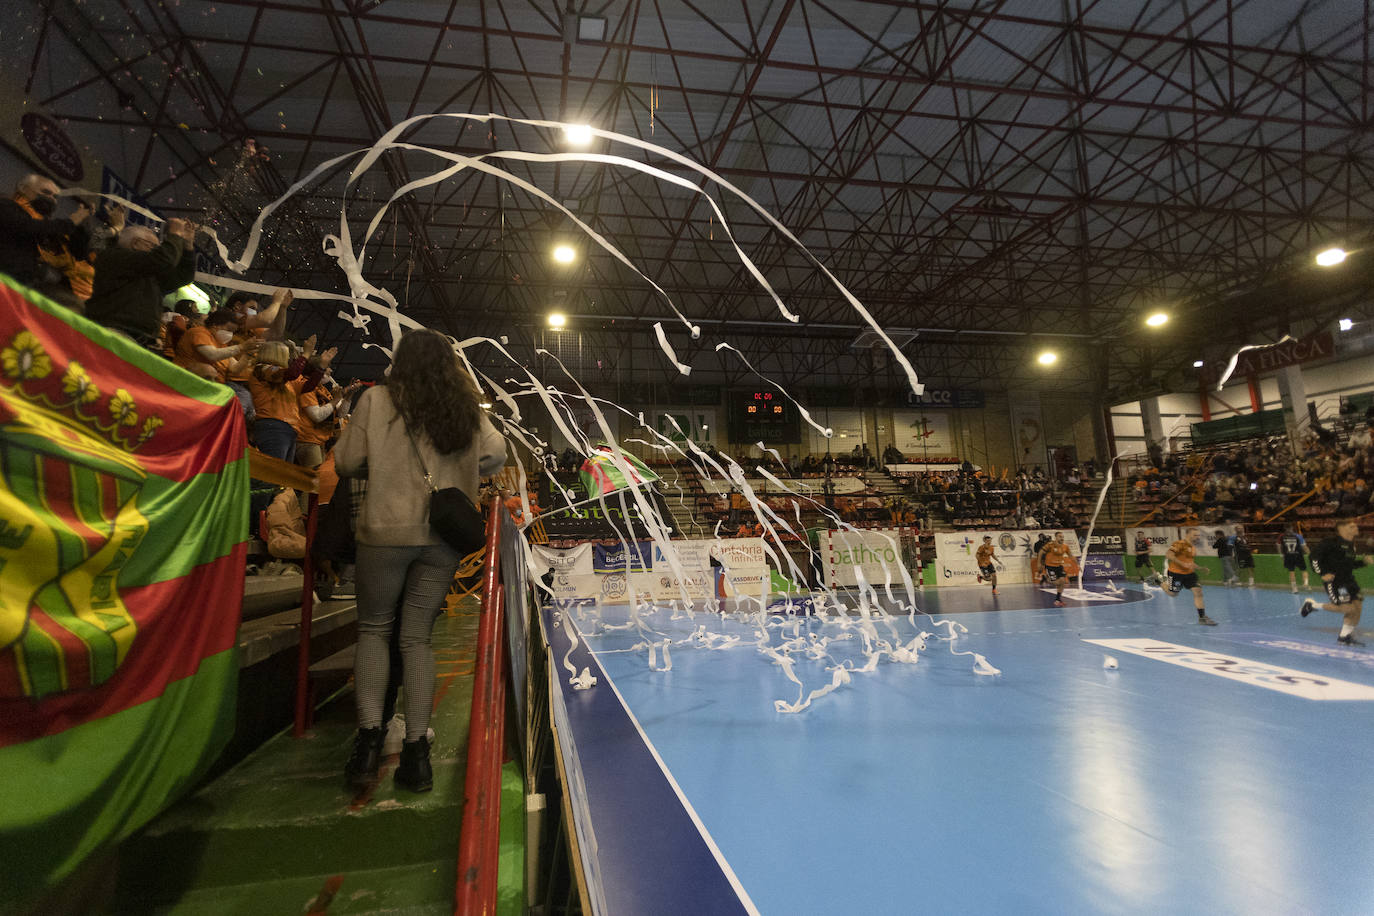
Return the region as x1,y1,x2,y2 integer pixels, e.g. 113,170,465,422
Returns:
1300,518,1372,646
1233,529,1255,587
1031,532,1051,584
1278,526,1309,593
1132,530,1154,581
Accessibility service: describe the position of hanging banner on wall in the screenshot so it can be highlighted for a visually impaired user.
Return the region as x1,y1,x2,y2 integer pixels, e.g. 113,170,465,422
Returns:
1009,394,1048,470
892,410,952,454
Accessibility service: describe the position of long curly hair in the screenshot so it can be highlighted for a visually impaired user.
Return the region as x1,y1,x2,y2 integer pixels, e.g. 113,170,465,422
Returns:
386,329,482,455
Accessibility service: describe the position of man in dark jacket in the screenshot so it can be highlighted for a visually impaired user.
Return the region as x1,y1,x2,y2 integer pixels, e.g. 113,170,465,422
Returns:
1300,518,1372,646
0,173,91,295
84,218,196,348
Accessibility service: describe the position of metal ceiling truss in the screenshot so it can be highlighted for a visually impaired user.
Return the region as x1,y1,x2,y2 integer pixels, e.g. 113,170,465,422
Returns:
12,0,1374,404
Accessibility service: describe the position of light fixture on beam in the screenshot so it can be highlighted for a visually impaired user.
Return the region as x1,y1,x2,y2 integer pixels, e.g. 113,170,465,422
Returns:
1193,360,1204,368
548,312,567,329
1037,351,1058,366
1145,311,1169,328
552,245,576,264
563,124,593,146
1315,247,1347,267
1339,318,1354,332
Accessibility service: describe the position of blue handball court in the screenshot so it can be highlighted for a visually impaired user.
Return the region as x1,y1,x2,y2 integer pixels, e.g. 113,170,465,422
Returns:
545,582,1374,915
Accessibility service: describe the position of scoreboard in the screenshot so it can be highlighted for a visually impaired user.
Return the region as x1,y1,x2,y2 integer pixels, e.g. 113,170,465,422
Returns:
726,390,801,444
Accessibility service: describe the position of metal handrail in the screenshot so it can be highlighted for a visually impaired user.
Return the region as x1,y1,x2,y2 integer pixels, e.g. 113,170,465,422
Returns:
455,498,508,915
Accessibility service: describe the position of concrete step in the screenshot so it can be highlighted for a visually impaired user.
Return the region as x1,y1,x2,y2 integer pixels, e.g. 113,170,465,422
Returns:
111,602,486,911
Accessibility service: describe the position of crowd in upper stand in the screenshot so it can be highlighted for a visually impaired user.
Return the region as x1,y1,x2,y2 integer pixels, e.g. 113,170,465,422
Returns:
1127,419,1374,528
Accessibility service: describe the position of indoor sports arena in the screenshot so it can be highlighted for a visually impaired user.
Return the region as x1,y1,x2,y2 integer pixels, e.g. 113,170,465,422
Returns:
3,1,1374,913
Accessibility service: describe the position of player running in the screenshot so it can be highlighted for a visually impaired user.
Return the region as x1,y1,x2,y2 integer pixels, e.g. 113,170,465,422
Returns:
1038,532,1073,607
1165,528,1218,625
1278,526,1310,593
1132,530,1154,581
975,535,1000,596
1300,518,1372,646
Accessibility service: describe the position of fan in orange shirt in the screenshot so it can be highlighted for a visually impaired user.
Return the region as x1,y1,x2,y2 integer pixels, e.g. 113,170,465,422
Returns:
1165,527,1217,625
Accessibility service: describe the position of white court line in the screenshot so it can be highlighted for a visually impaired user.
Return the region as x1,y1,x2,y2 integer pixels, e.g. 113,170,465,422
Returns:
573,616,762,916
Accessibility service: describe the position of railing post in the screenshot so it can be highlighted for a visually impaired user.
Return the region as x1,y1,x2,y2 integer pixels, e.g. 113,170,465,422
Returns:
456,499,507,915
293,492,320,738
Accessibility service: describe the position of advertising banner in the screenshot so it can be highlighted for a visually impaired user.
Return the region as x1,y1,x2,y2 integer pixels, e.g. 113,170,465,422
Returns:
698,475,867,496
533,543,594,577
934,529,1075,585
536,470,678,540
820,528,919,589
893,410,953,454
1125,524,1239,558
1077,527,1126,579
592,540,654,573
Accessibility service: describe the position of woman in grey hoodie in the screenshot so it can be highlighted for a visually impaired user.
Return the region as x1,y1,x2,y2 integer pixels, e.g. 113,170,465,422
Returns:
334,329,506,792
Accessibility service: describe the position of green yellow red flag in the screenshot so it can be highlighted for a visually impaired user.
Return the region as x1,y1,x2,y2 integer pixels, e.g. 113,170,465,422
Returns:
0,276,248,901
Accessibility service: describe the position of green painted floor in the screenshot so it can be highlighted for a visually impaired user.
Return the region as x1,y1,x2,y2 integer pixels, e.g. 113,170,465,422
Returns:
108,596,525,915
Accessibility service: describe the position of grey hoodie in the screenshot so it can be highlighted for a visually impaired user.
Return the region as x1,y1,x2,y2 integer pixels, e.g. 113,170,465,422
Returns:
334,386,507,546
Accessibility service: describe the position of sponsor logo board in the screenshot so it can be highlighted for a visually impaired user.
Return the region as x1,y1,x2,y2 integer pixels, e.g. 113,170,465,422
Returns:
935,529,1074,585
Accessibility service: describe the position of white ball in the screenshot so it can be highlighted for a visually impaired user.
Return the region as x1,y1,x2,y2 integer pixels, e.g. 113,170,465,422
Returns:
1103,655,1118,670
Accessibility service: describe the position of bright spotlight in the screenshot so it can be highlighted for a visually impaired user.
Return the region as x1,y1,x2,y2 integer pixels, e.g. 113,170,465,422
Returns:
1339,318,1354,332
563,124,594,146
1315,247,1347,267
478,401,493,409
552,245,576,264
1145,312,1169,327
1193,360,1204,368
548,312,567,328
1037,351,1058,366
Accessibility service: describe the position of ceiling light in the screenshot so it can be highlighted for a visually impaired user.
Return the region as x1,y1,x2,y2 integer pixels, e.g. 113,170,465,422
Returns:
479,402,492,409
548,312,567,328
563,124,594,146
1193,360,1204,368
552,245,576,264
1339,318,1354,332
1315,247,1347,267
1037,351,1058,366
1145,312,1169,327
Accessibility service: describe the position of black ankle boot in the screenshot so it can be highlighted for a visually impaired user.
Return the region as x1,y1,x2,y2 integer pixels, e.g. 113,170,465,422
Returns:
395,735,433,793
344,726,384,790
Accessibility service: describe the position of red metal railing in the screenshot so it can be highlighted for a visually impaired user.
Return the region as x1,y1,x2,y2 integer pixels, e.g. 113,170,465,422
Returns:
456,498,508,915
292,493,320,737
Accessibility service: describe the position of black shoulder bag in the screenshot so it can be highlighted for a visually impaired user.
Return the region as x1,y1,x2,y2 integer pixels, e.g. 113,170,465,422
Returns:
404,425,486,554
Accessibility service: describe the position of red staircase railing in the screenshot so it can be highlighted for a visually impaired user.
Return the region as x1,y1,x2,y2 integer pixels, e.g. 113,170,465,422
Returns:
455,498,508,914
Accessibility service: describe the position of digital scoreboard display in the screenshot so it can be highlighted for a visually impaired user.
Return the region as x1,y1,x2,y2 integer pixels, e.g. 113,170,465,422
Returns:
727,390,801,444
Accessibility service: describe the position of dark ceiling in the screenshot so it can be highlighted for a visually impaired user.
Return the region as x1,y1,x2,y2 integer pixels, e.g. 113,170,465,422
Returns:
11,0,1374,401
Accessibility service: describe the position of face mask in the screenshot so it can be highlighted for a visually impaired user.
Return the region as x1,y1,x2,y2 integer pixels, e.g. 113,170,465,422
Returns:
32,196,56,217
214,329,233,345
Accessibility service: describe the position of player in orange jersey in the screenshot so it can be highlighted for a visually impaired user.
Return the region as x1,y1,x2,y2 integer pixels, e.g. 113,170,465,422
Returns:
975,535,1000,596
1165,527,1217,625
1037,532,1074,606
